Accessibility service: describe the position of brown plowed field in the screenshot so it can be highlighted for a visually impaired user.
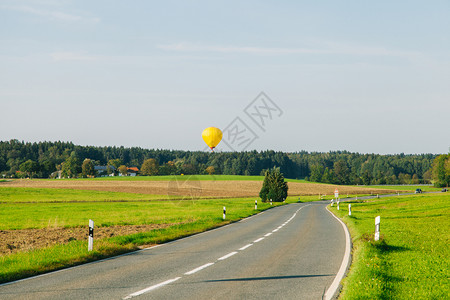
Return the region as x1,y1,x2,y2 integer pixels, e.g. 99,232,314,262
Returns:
0,224,173,255
4,179,395,198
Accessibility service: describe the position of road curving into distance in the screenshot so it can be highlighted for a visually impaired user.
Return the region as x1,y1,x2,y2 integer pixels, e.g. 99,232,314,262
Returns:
0,201,350,300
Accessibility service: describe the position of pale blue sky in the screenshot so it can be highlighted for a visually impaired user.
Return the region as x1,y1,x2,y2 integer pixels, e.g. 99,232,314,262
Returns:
1,1,449,154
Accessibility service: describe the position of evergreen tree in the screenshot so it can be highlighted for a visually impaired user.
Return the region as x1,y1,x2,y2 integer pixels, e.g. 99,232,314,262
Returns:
259,167,288,202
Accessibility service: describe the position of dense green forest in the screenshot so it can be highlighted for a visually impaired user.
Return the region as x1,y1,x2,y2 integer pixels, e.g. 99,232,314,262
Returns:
0,139,440,185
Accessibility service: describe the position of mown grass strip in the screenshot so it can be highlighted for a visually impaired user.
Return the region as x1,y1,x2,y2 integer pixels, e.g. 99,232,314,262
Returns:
329,193,450,299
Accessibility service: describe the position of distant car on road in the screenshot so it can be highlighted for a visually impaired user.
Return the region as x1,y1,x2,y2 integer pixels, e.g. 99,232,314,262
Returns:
415,188,422,194
442,188,448,192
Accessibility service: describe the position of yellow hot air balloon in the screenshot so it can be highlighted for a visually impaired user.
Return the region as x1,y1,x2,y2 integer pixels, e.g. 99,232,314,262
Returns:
202,127,223,151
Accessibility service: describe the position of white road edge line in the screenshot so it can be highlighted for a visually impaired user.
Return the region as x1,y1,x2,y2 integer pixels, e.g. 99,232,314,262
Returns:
239,244,253,251
218,251,238,261
253,237,265,243
324,206,352,300
264,232,272,237
272,229,279,232
123,277,181,299
184,262,214,275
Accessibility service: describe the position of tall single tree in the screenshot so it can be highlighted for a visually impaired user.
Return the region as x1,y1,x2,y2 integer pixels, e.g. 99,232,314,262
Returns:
259,167,288,202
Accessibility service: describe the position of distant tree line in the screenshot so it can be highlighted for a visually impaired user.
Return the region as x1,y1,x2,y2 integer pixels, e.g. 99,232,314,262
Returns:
0,140,443,185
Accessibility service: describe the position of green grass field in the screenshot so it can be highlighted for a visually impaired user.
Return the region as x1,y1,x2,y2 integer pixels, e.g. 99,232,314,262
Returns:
0,187,169,204
0,187,317,231
330,193,450,299
4,181,447,295
0,196,284,230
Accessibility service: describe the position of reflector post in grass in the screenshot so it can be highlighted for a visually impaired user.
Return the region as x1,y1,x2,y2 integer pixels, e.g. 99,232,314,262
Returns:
88,219,94,251
255,200,257,210
223,206,226,220
348,204,351,216
375,216,380,241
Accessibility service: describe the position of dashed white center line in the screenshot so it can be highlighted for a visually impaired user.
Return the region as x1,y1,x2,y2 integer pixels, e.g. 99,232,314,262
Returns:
239,244,253,251
123,277,181,299
184,263,214,275
218,251,238,261
123,204,311,299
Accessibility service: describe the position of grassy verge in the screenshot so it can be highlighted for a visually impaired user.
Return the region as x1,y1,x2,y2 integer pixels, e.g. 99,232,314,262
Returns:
329,193,449,299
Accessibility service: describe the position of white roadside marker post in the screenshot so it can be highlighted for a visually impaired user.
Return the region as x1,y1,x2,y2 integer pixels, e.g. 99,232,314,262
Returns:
223,206,226,220
88,219,94,252
331,199,334,207
334,188,339,206
255,200,257,210
375,216,381,241
337,200,340,210
348,204,351,216
270,199,272,206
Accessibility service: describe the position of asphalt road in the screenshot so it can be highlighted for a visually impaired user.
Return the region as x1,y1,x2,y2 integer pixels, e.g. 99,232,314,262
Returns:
0,202,349,300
